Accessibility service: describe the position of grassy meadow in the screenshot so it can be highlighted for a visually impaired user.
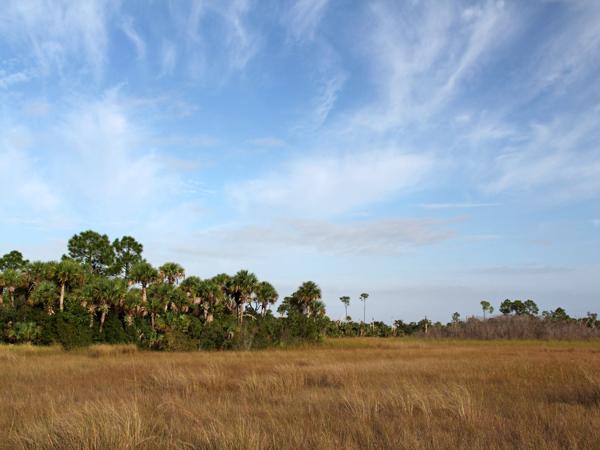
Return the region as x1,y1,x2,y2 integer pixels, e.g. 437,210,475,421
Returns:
2,338,600,449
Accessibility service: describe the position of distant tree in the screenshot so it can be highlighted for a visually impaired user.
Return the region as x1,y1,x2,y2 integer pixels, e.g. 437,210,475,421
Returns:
523,299,539,316
340,296,350,321
159,262,185,285
480,300,493,319
452,312,461,324
67,230,115,275
0,250,29,271
500,299,513,315
360,292,369,323
542,307,571,322
112,236,143,278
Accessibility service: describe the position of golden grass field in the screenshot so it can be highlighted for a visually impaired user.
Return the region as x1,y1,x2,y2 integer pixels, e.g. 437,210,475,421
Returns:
1,339,600,449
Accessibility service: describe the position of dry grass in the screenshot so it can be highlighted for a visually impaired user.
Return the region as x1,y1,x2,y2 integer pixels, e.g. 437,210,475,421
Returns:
1,338,600,449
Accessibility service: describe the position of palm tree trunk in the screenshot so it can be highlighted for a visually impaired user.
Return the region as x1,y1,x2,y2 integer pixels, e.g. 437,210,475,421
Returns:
99,310,107,333
151,312,156,330
59,283,66,312
142,286,147,304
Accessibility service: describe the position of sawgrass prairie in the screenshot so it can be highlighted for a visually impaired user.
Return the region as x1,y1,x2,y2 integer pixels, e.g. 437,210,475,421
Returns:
1,338,600,449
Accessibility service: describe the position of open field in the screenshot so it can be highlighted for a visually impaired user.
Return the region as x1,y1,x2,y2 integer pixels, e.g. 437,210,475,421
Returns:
2,339,600,449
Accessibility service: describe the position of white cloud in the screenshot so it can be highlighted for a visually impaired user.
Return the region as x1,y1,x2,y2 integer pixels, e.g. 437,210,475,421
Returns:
0,126,61,215
0,70,33,89
120,16,146,60
228,149,434,217
313,73,346,128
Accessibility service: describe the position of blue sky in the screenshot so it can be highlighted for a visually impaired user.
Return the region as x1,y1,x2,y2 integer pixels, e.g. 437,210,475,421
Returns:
1,0,599,322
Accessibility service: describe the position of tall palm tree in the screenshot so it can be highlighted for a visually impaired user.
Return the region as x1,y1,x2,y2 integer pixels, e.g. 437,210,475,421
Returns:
360,292,369,323
146,283,180,330
294,281,322,317
340,296,350,320
55,259,83,312
229,270,258,323
85,278,126,332
199,279,223,322
129,260,158,304
123,288,142,326
256,281,278,316
211,273,233,313
159,262,185,285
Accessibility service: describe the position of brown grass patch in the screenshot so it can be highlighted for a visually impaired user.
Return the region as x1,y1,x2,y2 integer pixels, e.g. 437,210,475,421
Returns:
1,338,600,449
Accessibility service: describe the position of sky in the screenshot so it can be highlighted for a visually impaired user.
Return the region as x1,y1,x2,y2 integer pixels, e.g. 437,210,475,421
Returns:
1,0,599,323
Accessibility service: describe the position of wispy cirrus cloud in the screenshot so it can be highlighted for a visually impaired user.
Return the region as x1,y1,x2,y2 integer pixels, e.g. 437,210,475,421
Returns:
350,0,516,132
0,0,116,79
120,16,146,60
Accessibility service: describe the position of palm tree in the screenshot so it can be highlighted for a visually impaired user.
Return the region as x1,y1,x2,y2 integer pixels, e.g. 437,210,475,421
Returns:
256,281,278,316
180,276,203,313
147,283,176,330
480,300,493,320
123,288,142,326
99,279,127,333
340,296,350,320
198,279,223,322
360,292,369,323
129,260,158,304
159,262,185,285
294,281,322,317
211,273,233,313
229,270,258,323
30,280,59,315
2,269,20,307
55,259,83,312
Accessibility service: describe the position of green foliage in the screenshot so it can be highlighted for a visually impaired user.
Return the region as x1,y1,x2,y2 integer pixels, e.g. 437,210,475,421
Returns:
67,230,115,275
6,321,41,343
112,236,143,277
0,250,29,271
53,312,94,349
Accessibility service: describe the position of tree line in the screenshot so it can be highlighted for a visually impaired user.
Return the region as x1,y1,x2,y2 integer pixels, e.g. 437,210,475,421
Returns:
1,231,598,349
0,230,330,350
